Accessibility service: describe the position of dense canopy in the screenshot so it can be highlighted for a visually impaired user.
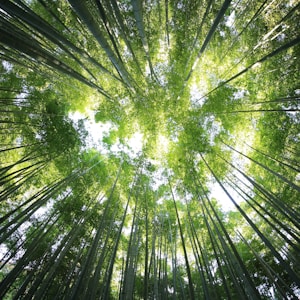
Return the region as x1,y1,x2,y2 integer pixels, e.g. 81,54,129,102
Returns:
0,0,299,299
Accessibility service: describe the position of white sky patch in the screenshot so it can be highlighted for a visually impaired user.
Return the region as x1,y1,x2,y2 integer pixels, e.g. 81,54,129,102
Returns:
32,199,54,220
190,83,201,104
225,10,238,36
233,89,247,100
126,131,144,155
189,81,208,107
2,60,13,72
205,131,256,212
209,179,243,212
225,11,235,28
0,244,9,262
69,111,145,159
69,111,114,151
157,197,165,205
203,116,221,146
109,131,144,158
150,166,168,190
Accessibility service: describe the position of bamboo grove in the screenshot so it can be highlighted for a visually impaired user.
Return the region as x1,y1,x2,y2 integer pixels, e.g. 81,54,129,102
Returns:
0,0,299,299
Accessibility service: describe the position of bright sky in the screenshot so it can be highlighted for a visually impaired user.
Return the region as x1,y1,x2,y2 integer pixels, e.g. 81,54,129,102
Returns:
69,111,144,157
69,108,252,212
208,175,247,212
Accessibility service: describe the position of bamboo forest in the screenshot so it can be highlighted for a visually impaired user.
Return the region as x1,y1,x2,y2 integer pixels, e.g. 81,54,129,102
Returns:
0,0,300,299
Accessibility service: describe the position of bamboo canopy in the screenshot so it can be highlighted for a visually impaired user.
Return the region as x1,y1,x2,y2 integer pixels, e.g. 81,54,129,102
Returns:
0,0,299,299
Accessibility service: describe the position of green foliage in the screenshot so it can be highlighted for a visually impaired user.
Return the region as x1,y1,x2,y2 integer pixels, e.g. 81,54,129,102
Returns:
0,0,299,299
